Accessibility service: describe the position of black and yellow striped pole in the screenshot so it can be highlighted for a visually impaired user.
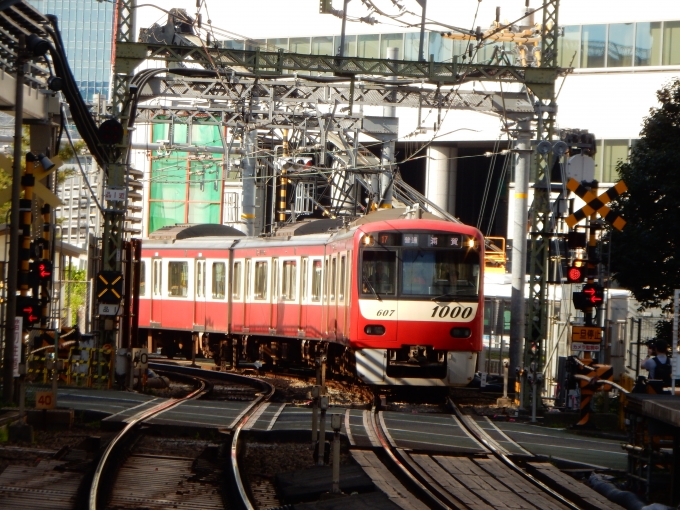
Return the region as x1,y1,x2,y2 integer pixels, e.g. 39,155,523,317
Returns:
278,129,289,223
576,363,613,426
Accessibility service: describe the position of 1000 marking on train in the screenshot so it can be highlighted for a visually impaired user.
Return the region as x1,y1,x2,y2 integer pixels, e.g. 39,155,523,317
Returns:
358,300,478,321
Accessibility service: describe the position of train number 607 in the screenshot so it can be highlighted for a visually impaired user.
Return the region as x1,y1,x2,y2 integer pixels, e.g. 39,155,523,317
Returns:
376,309,395,317
431,305,473,319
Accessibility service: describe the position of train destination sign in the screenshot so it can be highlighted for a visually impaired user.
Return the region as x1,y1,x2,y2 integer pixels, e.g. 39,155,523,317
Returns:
377,232,464,249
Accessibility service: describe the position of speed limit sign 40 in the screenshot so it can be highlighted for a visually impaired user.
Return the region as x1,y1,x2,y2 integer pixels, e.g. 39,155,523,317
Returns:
35,391,56,410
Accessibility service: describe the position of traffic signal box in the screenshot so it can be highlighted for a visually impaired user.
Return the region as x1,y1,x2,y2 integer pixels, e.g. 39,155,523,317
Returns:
17,296,41,326
573,283,604,311
566,260,586,283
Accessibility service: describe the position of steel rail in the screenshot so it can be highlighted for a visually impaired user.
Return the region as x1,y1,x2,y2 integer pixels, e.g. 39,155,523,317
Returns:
230,373,276,510
448,398,582,510
370,405,450,510
88,378,208,510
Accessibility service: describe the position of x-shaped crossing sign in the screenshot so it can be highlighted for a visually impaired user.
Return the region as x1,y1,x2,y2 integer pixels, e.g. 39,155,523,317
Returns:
565,178,627,231
0,153,63,207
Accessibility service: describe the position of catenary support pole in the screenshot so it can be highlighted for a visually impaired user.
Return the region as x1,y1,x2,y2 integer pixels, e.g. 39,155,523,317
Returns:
242,129,258,236
509,117,531,388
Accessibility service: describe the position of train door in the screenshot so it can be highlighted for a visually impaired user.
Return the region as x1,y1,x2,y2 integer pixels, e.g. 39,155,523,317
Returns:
270,258,278,333
243,258,251,329
336,253,346,340
194,260,206,329
250,259,269,334
322,256,330,337
327,255,337,339
310,258,323,338
151,258,162,324
231,260,244,332
299,257,308,334
344,252,352,340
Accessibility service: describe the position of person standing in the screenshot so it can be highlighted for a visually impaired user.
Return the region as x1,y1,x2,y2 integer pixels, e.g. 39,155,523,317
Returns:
641,339,672,385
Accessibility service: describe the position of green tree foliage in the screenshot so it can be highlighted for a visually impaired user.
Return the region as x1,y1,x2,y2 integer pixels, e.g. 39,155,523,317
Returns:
610,78,680,310
64,265,87,326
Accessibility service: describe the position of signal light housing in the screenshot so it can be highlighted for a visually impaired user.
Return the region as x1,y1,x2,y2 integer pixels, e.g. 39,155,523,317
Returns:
566,260,586,283
17,296,41,326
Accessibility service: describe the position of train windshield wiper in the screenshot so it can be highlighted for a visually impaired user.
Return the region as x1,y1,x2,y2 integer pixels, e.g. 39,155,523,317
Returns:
431,293,457,302
362,276,382,302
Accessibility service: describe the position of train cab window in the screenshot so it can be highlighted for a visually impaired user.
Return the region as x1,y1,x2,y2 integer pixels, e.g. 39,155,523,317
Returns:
301,258,308,301
153,260,162,296
282,260,297,301
212,262,226,299
254,261,268,300
232,262,242,300
401,249,480,297
196,261,205,298
339,255,346,301
361,251,396,296
330,257,337,301
311,260,322,302
168,261,189,297
139,261,146,297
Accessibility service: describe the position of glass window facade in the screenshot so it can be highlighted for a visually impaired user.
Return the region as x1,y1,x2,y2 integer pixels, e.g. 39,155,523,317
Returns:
607,23,634,67
601,140,630,182
581,25,607,68
211,20,680,69
149,123,224,233
29,0,114,101
663,21,680,65
636,22,662,66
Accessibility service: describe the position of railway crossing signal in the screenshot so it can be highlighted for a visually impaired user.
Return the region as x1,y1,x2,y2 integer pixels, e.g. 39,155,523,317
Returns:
17,296,40,326
565,178,627,230
573,283,604,311
566,260,586,283
32,259,53,283
96,271,124,304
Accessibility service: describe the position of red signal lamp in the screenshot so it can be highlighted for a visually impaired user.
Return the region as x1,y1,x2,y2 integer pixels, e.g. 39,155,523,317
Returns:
566,260,586,283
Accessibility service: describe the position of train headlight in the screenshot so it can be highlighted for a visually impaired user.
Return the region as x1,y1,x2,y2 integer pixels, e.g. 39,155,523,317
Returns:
450,327,471,338
466,237,477,248
364,325,385,335
362,234,375,246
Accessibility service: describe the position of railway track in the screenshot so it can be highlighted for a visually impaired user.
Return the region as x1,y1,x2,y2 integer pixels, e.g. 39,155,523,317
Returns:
91,364,274,510
350,398,622,510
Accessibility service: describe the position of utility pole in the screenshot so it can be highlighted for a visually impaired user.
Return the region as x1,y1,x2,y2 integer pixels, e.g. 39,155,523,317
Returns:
509,117,531,379
4,34,25,402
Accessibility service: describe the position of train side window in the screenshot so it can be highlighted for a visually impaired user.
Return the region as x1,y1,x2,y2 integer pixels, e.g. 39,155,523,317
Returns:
301,258,308,301
311,260,322,302
168,261,189,297
232,262,242,300
282,260,297,301
212,262,226,299
330,257,337,301
139,261,146,297
339,255,346,301
153,260,162,296
254,261,268,300
196,260,205,298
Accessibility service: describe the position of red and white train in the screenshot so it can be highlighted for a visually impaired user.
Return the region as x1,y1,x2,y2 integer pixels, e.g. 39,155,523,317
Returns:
138,211,485,386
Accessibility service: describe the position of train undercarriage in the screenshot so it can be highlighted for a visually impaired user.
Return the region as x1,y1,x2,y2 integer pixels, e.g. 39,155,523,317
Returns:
143,329,477,387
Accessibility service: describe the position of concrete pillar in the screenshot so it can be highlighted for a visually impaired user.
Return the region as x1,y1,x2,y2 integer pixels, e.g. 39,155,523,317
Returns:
425,145,457,214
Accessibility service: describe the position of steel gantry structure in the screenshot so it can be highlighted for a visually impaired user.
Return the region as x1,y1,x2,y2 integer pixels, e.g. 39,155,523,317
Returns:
1,0,560,394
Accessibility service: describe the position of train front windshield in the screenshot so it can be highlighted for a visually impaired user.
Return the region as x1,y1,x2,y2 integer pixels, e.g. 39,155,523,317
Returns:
360,232,481,299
